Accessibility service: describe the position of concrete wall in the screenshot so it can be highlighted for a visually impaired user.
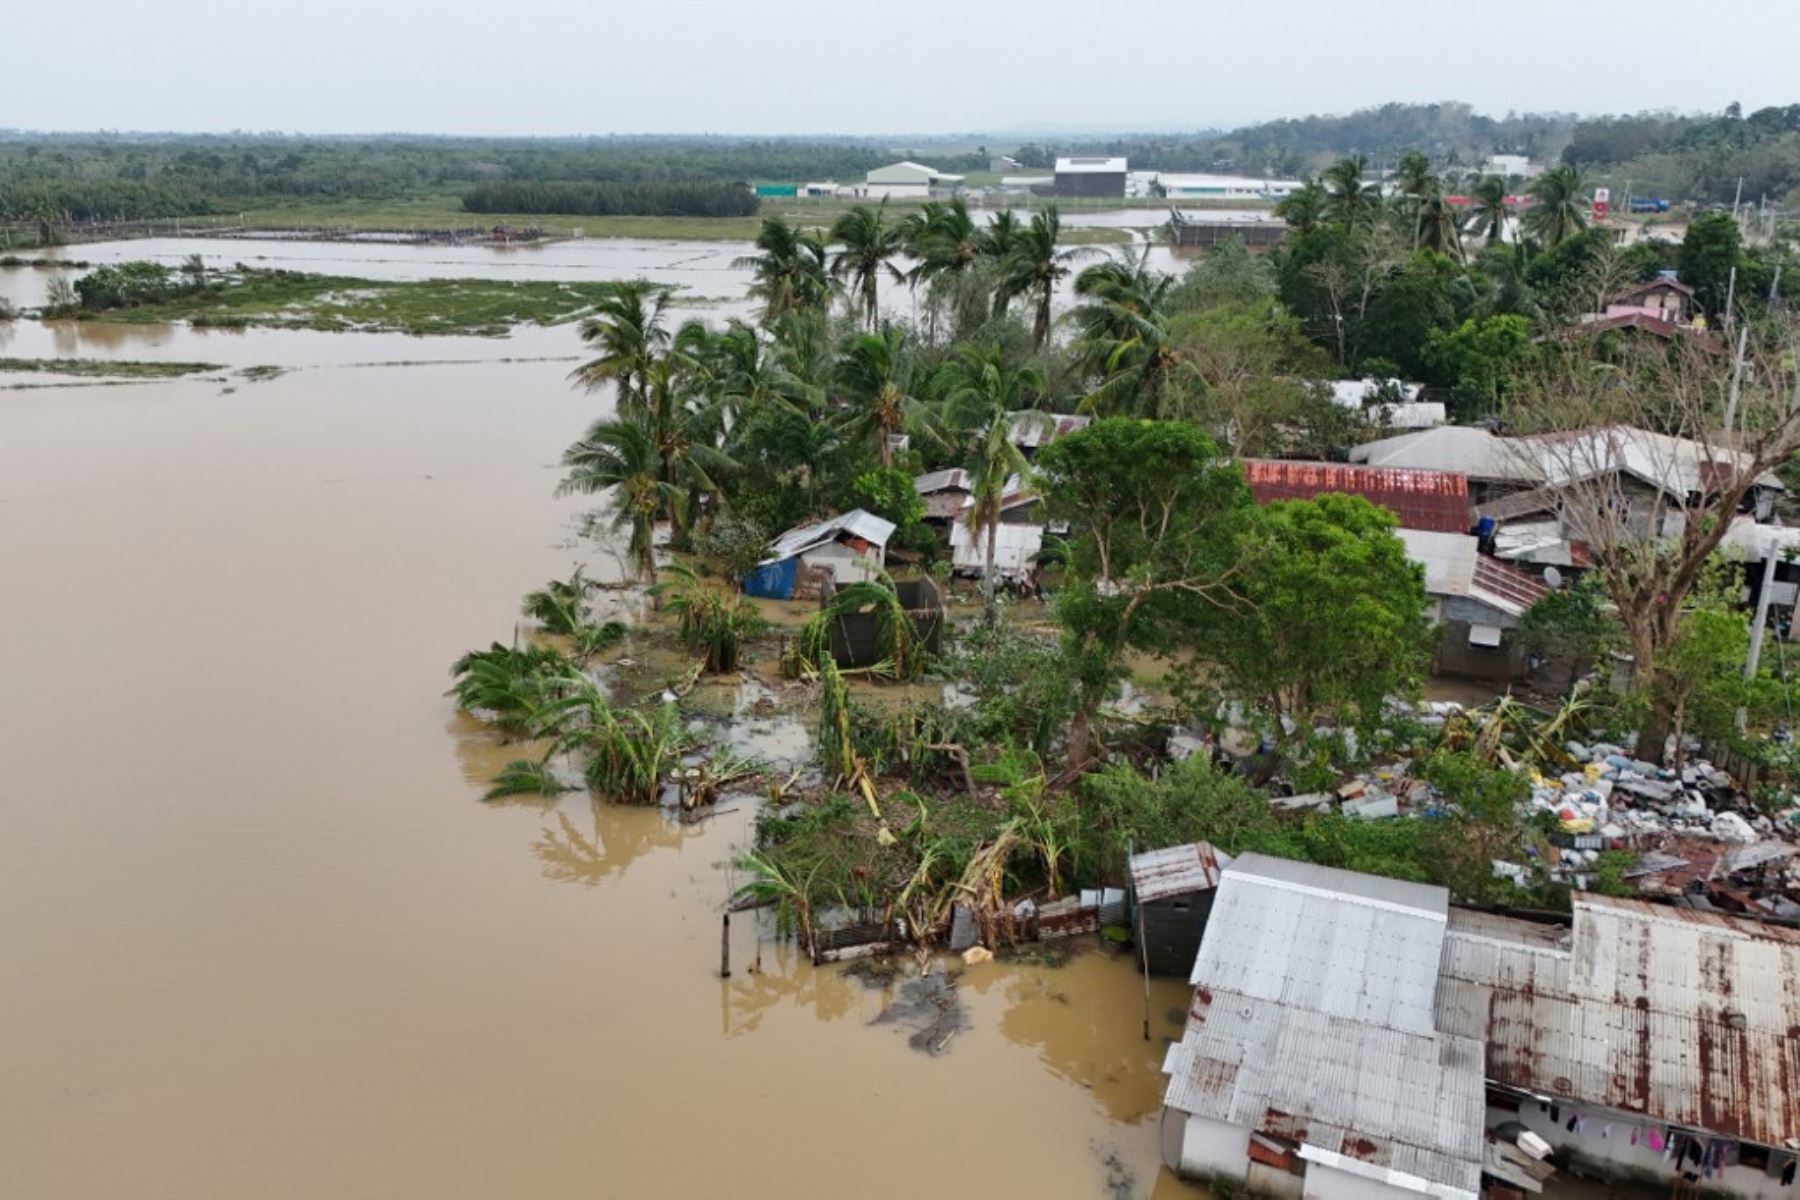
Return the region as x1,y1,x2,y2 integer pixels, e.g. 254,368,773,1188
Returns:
1498,1102,1794,1200
1301,1161,1418,1200
1164,1111,1252,1183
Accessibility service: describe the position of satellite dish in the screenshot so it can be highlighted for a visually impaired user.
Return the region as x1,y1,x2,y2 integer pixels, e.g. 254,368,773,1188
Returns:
1543,566,1565,590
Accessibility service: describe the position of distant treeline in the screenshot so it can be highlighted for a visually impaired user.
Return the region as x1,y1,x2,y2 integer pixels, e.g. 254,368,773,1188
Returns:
0,179,217,222
461,180,759,218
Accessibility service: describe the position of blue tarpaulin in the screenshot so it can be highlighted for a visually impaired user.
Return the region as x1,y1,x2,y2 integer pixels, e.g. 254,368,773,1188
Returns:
742,557,797,600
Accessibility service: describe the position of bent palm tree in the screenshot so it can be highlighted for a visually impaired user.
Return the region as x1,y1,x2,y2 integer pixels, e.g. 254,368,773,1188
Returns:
833,324,935,467
557,418,680,580
998,205,1085,349
1070,247,1184,416
829,202,906,329
1322,156,1373,232
734,216,830,321
1524,164,1587,248
572,280,673,410
1273,180,1326,235
1471,175,1509,245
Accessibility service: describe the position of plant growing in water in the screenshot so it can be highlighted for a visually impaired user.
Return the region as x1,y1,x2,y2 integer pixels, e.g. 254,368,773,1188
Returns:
651,563,765,673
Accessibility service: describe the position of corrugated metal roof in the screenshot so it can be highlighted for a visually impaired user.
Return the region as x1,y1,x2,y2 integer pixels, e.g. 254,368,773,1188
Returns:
1130,842,1232,903
1241,459,1470,533
1007,410,1089,449
1396,529,1477,599
1350,427,1540,483
1434,895,1800,1146
912,468,969,495
1056,156,1128,174
761,509,895,565
1164,990,1484,1199
1192,853,1449,1035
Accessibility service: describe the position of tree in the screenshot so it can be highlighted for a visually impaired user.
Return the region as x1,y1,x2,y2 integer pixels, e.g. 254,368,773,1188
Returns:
1170,235,1276,310
829,202,906,329
1272,180,1327,235
903,196,986,339
998,205,1084,349
1070,247,1186,417
1168,298,1337,455
1506,329,1800,765
557,417,681,580
938,342,1047,623
734,215,830,321
1523,164,1587,248
832,324,933,468
1321,156,1374,232
1471,175,1509,245
572,280,673,409
1677,211,1743,317
1207,494,1433,765
1422,314,1533,418
1036,419,1251,767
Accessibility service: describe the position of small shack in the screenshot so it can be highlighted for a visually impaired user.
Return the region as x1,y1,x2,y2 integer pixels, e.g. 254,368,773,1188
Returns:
1129,842,1231,977
914,468,973,530
742,509,895,600
817,576,945,670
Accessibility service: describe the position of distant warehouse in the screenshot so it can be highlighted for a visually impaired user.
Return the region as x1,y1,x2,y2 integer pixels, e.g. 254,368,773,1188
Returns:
1049,156,1128,198
862,161,965,200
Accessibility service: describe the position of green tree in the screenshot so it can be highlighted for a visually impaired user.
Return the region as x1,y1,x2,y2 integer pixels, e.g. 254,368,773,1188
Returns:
1471,175,1509,245
1036,419,1251,766
998,205,1084,350
1207,494,1432,765
572,280,673,409
832,324,934,468
1070,247,1186,417
829,202,906,329
1321,156,1375,232
1422,314,1533,417
734,215,830,321
557,417,681,580
1523,164,1588,248
1272,180,1327,235
1677,211,1743,317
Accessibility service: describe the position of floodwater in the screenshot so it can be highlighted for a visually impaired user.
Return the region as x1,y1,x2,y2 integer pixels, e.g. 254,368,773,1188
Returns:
0,303,1206,1197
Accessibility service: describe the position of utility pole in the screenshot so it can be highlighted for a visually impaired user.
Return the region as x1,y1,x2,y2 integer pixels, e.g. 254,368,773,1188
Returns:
1732,176,1744,220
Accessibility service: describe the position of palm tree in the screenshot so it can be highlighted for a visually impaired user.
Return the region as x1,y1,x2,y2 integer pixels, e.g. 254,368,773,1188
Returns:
1322,156,1373,232
1471,175,1509,245
1273,180,1327,235
1069,247,1184,417
557,418,680,580
938,343,1046,624
903,197,984,338
1524,164,1588,248
733,216,830,321
635,357,735,543
1415,189,1467,263
979,208,1024,319
997,205,1085,350
832,324,935,467
1393,150,1435,204
572,280,673,410
829,202,906,329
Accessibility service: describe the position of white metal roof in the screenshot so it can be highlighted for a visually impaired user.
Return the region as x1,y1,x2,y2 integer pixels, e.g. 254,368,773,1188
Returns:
1129,842,1232,903
913,468,971,495
1375,402,1448,430
1192,853,1450,1035
1326,378,1425,409
1350,426,1540,482
761,509,895,565
866,161,963,185
1163,994,1484,1199
1055,156,1127,174
1007,410,1089,448
1395,529,1477,600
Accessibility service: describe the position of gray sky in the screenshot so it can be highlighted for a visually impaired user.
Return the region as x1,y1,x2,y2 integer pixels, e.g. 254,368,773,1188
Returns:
4,0,1792,137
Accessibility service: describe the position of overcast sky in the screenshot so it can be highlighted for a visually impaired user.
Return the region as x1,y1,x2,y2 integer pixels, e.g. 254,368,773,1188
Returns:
4,0,1792,137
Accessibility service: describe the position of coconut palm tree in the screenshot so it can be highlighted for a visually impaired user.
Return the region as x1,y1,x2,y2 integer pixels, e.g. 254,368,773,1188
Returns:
1524,164,1588,248
1272,180,1327,235
734,215,830,321
979,208,1024,318
634,357,735,543
1322,156,1374,232
557,418,680,580
903,197,985,338
1415,189,1467,263
938,343,1046,623
1069,247,1185,417
997,205,1086,350
1471,175,1509,245
829,201,906,329
832,324,935,467
572,280,673,410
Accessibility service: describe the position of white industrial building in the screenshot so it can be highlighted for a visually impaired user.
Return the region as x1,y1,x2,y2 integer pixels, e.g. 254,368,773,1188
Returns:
862,161,965,199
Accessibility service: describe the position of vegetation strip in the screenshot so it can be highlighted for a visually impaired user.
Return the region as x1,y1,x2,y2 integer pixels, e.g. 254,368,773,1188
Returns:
0,356,224,378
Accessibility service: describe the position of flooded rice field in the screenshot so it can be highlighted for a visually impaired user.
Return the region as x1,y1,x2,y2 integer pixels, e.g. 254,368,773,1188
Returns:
0,246,1207,1196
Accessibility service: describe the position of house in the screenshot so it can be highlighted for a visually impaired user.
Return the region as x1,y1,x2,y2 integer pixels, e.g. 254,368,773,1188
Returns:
1609,272,1696,323
741,509,895,600
1166,210,1288,251
1160,853,1488,1200
1240,459,1472,534
1128,842,1232,977
1435,897,1800,1199
1350,427,1543,507
1051,156,1128,198
914,468,974,526
863,161,965,200
1146,173,1305,200
1397,529,1547,679
1323,378,1446,431
1007,410,1090,457
1483,154,1539,180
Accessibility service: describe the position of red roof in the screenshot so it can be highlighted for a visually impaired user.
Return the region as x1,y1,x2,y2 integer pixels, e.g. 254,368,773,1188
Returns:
1241,459,1471,533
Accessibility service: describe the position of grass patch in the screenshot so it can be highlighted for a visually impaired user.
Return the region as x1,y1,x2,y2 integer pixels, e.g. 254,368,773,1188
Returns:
0,357,223,378
79,268,641,337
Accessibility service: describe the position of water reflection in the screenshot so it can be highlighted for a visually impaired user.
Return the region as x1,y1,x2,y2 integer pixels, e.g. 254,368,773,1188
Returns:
716,940,864,1036
530,797,695,887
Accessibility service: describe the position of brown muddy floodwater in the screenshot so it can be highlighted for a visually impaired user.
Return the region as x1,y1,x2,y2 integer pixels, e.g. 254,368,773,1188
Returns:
0,317,1204,1198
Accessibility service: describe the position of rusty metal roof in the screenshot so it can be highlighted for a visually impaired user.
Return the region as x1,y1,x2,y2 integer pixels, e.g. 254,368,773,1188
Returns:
1164,990,1485,1199
1435,895,1800,1147
1241,459,1471,533
1129,842,1231,903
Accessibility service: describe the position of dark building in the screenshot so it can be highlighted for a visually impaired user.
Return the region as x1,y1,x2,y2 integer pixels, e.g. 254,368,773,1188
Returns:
1129,841,1231,977
1052,156,1127,198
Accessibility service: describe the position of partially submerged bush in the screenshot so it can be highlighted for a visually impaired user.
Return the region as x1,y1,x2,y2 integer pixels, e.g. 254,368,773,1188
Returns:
653,563,765,673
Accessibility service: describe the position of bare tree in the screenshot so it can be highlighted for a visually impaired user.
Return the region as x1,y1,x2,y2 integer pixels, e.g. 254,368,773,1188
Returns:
1505,324,1800,764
